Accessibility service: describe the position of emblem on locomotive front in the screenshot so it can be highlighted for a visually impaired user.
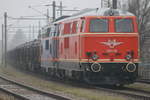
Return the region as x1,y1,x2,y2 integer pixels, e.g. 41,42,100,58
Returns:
101,39,123,49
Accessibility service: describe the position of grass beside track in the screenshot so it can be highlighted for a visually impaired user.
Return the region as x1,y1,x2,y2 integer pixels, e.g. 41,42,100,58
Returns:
125,83,150,92
0,91,18,100
0,65,127,100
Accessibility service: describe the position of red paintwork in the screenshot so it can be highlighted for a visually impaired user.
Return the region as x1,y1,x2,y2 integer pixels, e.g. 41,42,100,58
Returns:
80,34,139,62
43,16,139,63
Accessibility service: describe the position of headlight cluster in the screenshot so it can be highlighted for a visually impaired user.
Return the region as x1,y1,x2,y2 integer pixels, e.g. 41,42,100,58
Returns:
125,54,132,61
125,51,134,61
86,52,99,61
92,53,99,61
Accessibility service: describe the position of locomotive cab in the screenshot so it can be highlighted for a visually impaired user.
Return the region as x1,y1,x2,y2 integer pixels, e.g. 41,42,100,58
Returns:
79,16,139,85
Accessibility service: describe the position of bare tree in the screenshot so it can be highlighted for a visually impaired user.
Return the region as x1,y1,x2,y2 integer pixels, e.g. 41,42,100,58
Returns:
128,0,150,44
128,0,150,62
9,29,27,50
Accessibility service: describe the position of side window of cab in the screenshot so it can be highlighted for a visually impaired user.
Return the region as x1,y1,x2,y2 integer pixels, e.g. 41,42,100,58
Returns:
50,25,55,37
55,24,60,36
72,21,77,34
80,20,85,32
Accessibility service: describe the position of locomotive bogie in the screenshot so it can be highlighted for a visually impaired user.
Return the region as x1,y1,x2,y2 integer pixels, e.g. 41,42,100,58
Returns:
80,62,138,84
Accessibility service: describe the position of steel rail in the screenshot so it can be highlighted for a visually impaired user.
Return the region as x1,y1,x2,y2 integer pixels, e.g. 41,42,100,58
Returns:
0,75,71,100
0,87,29,100
94,86,150,100
137,80,150,84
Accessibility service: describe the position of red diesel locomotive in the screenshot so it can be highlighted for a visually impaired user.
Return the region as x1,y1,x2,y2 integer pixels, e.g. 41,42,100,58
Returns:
8,8,139,86
40,8,139,86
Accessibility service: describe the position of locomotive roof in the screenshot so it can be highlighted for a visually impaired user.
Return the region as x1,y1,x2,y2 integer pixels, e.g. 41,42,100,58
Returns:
54,8,135,23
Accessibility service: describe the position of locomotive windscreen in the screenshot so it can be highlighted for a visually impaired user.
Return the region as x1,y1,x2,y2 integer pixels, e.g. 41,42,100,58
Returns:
115,19,134,33
90,19,108,32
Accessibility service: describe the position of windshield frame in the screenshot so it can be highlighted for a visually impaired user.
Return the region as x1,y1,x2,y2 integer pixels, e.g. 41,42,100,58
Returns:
114,18,135,33
89,18,109,33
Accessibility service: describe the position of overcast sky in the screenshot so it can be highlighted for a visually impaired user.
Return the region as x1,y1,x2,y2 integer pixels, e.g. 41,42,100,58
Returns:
0,0,103,23
0,0,105,40
0,0,102,17
0,0,127,41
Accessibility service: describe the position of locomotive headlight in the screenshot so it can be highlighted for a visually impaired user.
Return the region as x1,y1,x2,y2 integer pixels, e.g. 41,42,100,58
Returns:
86,52,92,57
91,63,101,72
126,62,136,72
125,54,132,61
86,52,99,61
92,52,99,61
125,51,134,61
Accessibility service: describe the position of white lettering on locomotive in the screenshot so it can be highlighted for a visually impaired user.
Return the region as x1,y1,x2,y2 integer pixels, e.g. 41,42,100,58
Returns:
101,39,123,49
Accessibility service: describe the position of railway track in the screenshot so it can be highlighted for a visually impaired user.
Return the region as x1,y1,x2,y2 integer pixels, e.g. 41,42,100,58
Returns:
33,70,150,100
137,80,150,84
19,68,150,100
0,75,71,100
93,86,150,100
1,66,150,100
37,71,150,100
